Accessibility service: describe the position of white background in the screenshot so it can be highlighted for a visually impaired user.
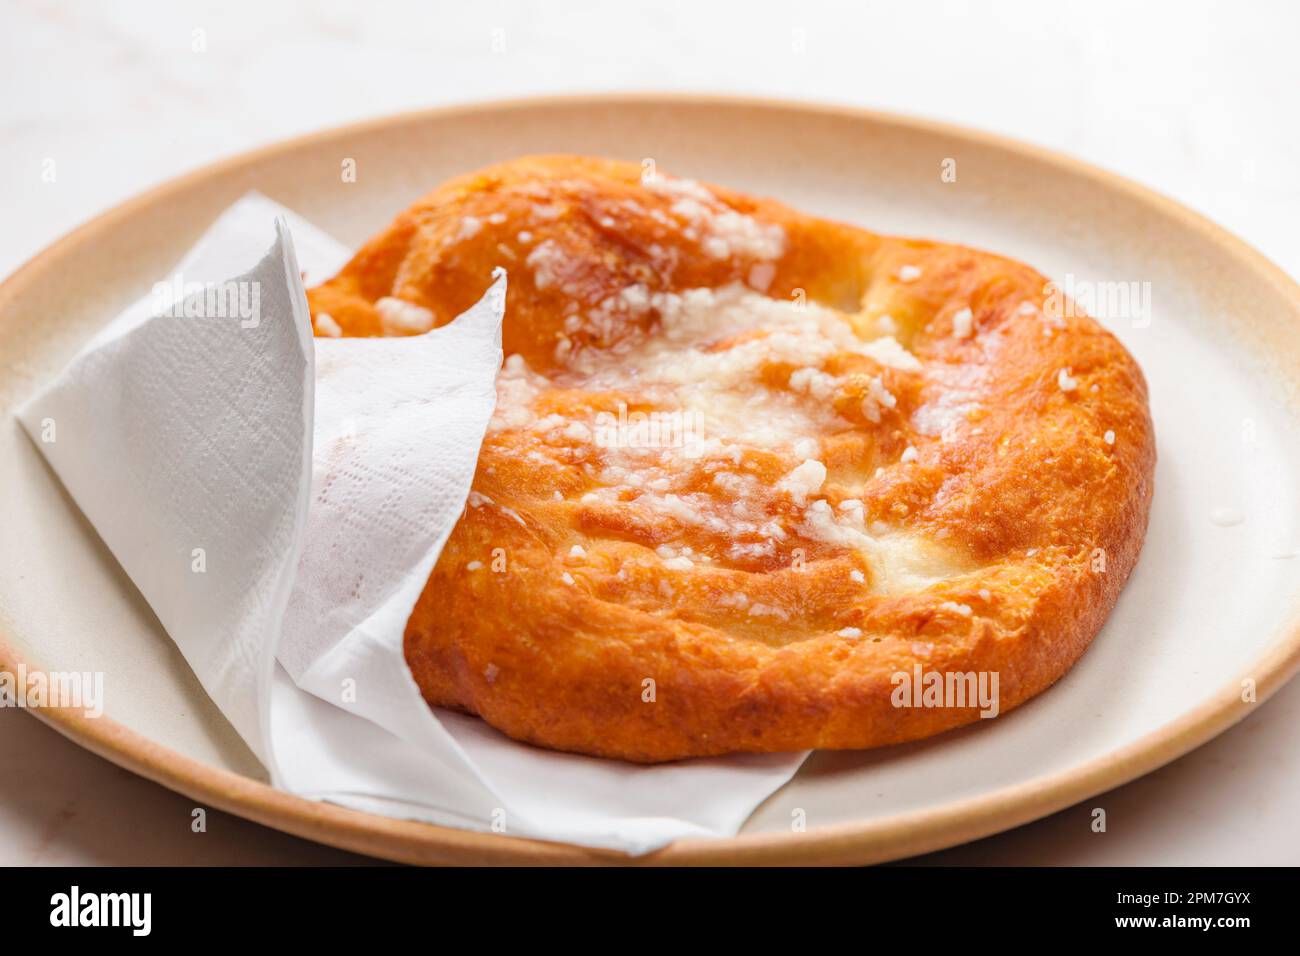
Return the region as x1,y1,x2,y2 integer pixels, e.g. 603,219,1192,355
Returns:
2,0,1298,864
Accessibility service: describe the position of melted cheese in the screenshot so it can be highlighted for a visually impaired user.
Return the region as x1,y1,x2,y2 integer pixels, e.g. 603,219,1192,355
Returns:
800,499,970,594
566,283,916,449
487,214,974,595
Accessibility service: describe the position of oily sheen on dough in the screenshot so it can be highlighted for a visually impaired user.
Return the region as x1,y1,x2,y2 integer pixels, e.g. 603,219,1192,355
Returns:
307,156,1155,763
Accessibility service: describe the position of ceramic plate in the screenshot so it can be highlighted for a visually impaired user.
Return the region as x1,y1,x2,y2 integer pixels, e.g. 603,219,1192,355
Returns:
3,94,1300,865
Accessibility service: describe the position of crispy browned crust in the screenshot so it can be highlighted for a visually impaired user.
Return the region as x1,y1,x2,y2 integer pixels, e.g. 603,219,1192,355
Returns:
308,155,1155,763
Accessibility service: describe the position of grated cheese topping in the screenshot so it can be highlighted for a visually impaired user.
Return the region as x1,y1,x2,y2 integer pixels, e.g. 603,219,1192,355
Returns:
479,184,990,600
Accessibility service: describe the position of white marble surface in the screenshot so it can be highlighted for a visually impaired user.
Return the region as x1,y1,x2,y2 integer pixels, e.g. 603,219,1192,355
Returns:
2,0,1298,865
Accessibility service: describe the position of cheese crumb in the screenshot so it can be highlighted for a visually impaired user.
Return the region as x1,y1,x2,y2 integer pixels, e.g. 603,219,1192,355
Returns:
777,459,827,506
862,375,898,423
898,265,922,282
314,312,342,338
375,297,436,335
859,336,922,371
747,262,776,291
719,591,750,610
1057,368,1078,391
837,627,863,639
526,239,568,290
1104,429,1116,445
939,601,973,617
951,307,974,339
900,445,918,463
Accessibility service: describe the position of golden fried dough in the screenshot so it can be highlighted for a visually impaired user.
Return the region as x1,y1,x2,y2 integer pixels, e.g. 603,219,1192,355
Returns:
308,156,1155,762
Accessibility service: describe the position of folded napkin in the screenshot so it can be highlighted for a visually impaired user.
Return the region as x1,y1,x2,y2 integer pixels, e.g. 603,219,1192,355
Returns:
17,194,807,854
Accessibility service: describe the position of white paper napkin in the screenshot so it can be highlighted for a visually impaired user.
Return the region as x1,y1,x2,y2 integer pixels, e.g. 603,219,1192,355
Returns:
17,194,807,855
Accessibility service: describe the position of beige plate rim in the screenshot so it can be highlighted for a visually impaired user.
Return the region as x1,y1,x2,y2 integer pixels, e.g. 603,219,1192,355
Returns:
4,92,1300,866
